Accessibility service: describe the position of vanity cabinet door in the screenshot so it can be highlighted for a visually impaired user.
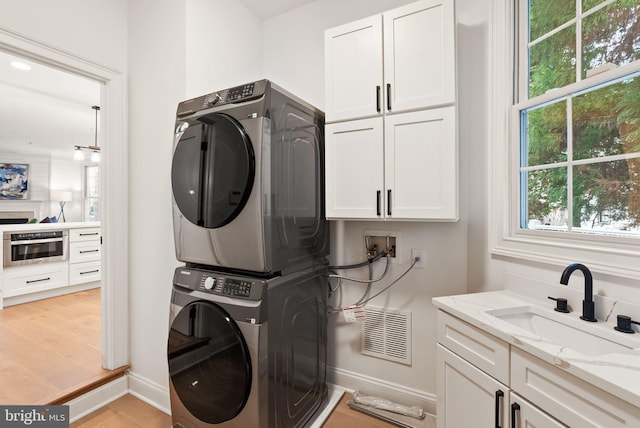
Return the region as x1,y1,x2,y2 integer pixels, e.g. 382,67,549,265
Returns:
511,348,640,427
437,345,509,428
510,392,566,428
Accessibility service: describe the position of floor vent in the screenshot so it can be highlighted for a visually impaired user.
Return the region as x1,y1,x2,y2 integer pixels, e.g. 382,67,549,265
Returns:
361,306,411,365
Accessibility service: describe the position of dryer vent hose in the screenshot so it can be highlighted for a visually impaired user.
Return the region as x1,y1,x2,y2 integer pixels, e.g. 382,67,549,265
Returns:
351,390,426,420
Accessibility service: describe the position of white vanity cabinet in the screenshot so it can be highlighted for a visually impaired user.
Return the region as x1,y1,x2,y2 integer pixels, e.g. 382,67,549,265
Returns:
437,309,640,428
324,0,455,122
68,227,101,285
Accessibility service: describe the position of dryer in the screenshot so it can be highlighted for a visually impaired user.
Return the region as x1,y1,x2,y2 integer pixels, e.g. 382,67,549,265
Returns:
168,266,328,428
171,80,329,275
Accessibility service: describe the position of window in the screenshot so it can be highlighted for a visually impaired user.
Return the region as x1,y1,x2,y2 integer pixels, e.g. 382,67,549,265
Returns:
489,0,640,278
518,0,640,237
84,165,99,221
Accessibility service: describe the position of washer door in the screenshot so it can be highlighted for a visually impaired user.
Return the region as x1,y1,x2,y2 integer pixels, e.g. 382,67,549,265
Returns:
168,300,252,424
172,113,255,229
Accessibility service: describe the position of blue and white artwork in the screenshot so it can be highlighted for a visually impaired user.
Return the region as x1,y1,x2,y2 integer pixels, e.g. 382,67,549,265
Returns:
0,163,29,200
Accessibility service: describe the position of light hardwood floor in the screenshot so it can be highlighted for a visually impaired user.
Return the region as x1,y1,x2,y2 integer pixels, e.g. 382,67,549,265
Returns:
0,288,127,405
72,392,397,427
2,289,395,427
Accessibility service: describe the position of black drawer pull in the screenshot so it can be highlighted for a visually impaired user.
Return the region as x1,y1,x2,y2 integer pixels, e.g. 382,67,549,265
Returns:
79,232,99,236
79,249,100,254
80,269,100,275
26,277,50,284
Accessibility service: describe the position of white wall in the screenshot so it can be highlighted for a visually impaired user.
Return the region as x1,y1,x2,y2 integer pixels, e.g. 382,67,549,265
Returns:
185,0,263,98
127,0,187,397
0,0,127,71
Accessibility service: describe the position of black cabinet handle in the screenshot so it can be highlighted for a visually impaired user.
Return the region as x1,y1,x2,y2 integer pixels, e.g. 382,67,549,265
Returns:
26,277,51,284
387,189,392,216
79,249,100,254
376,86,381,112
80,269,100,275
495,390,504,428
511,402,520,428
387,83,392,111
376,190,381,216
79,232,99,236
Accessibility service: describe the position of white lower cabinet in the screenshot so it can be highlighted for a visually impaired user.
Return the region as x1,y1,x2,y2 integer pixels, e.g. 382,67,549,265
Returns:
68,227,101,285
510,393,566,428
3,262,69,298
437,309,640,428
437,345,509,428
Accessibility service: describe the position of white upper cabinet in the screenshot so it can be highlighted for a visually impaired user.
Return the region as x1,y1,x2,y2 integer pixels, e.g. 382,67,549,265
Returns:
325,0,456,122
325,15,383,122
385,107,457,219
383,0,455,113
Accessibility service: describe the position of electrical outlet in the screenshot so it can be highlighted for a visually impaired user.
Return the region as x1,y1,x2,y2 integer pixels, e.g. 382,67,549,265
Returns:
411,249,426,269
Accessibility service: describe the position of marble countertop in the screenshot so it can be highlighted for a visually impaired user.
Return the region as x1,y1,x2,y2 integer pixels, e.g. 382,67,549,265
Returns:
433,291,640,409
0,221,100,233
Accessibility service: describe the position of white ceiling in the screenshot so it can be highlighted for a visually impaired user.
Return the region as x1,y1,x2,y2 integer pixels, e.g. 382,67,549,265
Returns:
0,0,313,158
0,51,101,158
237,0,316,19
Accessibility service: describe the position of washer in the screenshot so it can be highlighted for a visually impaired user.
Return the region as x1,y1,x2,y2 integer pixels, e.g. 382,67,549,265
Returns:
168,266,328,428
171,80,329,275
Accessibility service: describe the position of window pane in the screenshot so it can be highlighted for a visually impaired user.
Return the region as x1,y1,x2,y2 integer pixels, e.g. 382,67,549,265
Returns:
574,159,640,231
529,26,577,97
573,75,640,160
523,101,567,166
529,0,576,41
582,1,640,79
524,168,568,229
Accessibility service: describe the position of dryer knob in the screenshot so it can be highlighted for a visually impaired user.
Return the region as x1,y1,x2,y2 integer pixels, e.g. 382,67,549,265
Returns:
203,276,215,290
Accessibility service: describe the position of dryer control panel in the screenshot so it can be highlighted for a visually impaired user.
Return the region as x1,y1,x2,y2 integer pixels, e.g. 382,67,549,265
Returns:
173,267,265,300
176,80,269,116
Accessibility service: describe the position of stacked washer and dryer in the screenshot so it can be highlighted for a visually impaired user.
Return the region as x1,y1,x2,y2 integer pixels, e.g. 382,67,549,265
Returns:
168,80,330,428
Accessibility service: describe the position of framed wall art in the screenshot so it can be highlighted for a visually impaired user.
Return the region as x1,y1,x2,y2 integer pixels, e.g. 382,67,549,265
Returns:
0,163,29,200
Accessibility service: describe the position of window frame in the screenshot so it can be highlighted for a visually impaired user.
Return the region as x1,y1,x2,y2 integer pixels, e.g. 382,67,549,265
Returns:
489,0,640,280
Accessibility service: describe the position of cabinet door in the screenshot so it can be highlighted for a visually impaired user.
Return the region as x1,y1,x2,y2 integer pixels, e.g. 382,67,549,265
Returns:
325,118,384,219
384,0,455,113
325,15,383,122
385,107,457,220
510,393,566,428
437,344,509,428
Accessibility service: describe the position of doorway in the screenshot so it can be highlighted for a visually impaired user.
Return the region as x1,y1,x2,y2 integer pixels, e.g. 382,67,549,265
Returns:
0,28,128,374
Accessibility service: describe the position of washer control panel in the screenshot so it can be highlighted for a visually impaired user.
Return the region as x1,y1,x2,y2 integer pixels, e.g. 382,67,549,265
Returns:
198,275,253,298
173,267,265,300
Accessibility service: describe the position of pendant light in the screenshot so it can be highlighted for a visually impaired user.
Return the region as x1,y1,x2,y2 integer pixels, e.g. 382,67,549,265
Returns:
74,105,101,162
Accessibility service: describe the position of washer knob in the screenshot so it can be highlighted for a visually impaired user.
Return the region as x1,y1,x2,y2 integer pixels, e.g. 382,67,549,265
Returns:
203,276,215,290
205,93,222,106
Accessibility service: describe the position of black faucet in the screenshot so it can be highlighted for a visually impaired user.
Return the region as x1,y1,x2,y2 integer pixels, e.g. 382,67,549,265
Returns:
560,263,597,322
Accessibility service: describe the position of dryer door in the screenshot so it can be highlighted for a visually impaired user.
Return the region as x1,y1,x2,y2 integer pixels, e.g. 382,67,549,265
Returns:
172,113,255,229
168,300,252,424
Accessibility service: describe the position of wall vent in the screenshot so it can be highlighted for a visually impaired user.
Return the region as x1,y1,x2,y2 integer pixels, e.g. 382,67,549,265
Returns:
361,306,411,365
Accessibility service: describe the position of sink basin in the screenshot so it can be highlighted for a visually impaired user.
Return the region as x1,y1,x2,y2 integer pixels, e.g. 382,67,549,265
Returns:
488,307,636,357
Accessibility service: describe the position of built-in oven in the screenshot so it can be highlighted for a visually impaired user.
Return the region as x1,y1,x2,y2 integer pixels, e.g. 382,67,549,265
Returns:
3,230,68,267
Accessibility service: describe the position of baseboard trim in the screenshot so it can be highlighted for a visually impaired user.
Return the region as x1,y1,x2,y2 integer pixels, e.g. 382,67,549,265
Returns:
328,366,437,415
67,376,128,423
127,371,171,414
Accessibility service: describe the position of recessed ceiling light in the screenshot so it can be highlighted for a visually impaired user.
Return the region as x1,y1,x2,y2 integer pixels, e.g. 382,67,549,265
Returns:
10,61,31,71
